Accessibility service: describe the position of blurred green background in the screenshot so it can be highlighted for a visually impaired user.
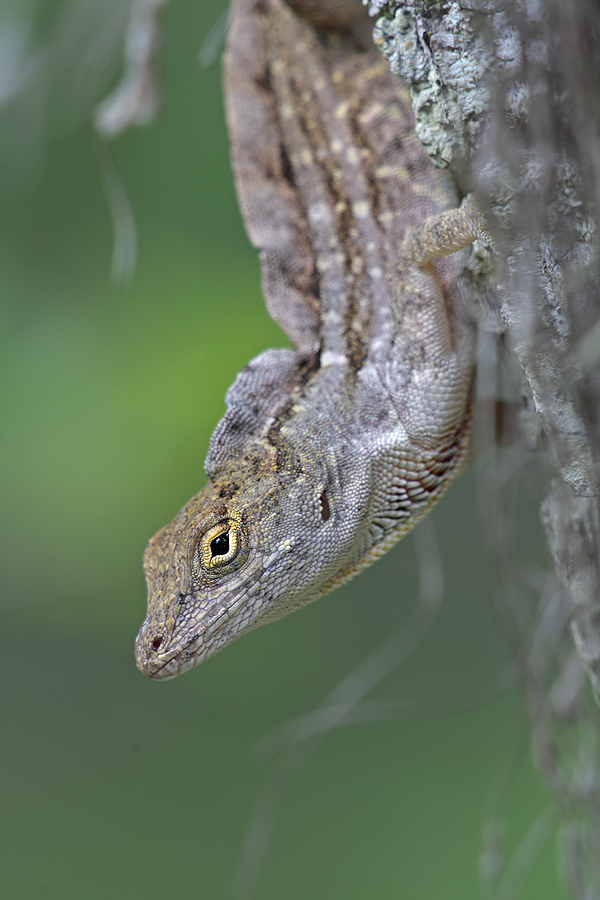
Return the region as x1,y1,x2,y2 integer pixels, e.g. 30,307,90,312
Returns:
1,1,563,898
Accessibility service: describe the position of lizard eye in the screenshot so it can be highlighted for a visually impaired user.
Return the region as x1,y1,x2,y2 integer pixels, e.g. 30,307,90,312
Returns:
196,517,246,573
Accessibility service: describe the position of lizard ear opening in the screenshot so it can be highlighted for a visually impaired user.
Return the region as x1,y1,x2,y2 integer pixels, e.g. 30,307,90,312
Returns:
319,491,330,522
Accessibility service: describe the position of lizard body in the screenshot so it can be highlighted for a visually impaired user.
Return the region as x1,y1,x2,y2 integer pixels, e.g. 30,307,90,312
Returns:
136,0,484,679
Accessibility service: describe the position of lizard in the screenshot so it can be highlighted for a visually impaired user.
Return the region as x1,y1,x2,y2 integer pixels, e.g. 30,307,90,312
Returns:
135,0,489,680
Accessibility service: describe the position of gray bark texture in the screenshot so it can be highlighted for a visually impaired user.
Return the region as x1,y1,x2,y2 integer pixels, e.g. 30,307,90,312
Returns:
369,1,600,897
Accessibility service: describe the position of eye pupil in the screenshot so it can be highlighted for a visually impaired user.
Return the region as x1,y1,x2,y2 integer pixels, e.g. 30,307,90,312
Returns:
210,532,230,557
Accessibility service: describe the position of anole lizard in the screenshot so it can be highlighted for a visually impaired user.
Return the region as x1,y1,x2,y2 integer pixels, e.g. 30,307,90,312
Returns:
136,0,488,679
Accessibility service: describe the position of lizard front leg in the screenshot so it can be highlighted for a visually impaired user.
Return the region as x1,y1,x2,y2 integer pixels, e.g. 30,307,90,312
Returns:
403,195,490,267
384,196,491,448
392,194,489,361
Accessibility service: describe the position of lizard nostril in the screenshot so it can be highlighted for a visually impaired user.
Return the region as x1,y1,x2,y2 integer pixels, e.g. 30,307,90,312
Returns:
151,636,163,651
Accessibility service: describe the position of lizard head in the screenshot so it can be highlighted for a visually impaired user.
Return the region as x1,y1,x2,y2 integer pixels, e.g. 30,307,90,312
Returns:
135,449,346,679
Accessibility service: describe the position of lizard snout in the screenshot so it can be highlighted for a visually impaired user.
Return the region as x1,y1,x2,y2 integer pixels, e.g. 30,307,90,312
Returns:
135,622,175,679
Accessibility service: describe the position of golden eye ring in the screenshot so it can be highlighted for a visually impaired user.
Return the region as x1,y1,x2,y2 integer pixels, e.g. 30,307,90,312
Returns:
197,517,246,573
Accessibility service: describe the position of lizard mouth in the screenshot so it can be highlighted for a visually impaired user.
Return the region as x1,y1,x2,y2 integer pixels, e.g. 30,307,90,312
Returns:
147,660,180,680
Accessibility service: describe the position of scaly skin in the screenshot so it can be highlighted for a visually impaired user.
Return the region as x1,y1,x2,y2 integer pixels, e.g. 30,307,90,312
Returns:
136,0,487,679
